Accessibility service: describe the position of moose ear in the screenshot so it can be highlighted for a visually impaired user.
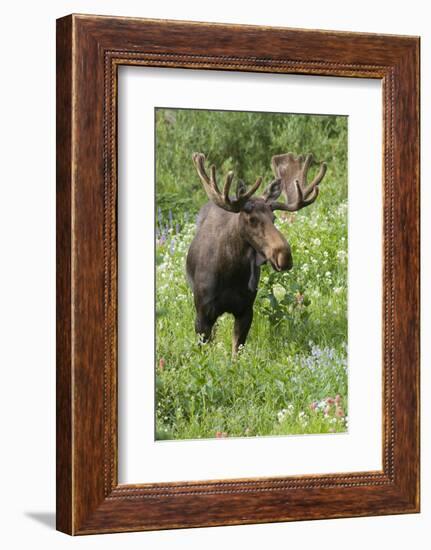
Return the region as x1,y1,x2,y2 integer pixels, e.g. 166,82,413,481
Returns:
262,178,282,203
242,201,254,213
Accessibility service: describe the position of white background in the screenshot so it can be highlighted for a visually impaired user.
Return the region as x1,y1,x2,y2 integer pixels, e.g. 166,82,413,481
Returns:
118,68,382,483
0,1,428,548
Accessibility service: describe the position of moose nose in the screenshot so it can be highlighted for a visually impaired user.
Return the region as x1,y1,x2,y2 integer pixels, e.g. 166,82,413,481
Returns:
275,248,293,271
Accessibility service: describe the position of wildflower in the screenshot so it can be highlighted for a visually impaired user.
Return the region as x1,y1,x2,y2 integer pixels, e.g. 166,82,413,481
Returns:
277,409,287,423
335,394,342,405
312,238,321,246
337,250,347,261
298,411,308,426
309,401,318,411
169,238,176,255
158,358,166,371
326,397,335,405
273,284,286,301
295,292,304,305
335,406,345,418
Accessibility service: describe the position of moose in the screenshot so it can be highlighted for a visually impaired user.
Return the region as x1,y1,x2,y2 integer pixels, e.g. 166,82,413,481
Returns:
186,152,327,354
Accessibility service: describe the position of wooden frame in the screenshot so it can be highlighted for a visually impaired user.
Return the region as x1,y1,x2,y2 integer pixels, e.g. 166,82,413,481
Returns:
56,14,420,535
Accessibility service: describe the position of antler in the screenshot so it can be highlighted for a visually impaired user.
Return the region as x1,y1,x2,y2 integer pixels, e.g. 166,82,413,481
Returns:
270,153,327,212
192,152,263,212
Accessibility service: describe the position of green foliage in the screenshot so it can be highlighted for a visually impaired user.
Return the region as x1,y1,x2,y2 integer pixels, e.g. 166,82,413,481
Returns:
155,108,348,440
156,108,347,218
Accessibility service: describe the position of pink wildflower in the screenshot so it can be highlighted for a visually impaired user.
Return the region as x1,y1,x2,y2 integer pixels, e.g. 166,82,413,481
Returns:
335,406,345,418
295,293,304,305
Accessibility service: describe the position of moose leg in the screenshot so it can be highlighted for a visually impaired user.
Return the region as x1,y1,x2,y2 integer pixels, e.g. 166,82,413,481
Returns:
195,312,216,344
232,309,253,355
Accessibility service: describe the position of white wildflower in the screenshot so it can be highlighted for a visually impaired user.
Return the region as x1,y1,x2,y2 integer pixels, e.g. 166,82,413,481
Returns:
272,284,286,301
337,250,347,262
277,409,288,423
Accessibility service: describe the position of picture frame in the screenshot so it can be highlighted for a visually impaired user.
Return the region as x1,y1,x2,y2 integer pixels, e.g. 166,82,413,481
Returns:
56,14,420,535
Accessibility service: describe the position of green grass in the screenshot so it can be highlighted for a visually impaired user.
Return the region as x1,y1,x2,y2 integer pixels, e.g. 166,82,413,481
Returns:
155,108,348,440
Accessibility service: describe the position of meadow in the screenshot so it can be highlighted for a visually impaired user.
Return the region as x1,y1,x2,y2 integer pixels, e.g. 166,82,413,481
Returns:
155,108,348,440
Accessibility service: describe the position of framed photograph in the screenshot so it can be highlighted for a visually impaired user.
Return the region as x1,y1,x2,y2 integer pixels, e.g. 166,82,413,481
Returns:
56,14,420,535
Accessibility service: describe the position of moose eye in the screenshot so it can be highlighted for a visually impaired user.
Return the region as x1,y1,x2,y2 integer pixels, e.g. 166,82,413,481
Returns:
249,216,258,226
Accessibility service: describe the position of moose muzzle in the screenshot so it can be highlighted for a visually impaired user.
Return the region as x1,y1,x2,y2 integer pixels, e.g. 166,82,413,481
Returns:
271,245,293,271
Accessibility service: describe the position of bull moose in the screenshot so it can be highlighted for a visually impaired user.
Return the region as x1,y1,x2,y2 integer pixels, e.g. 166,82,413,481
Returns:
186,152,327,354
